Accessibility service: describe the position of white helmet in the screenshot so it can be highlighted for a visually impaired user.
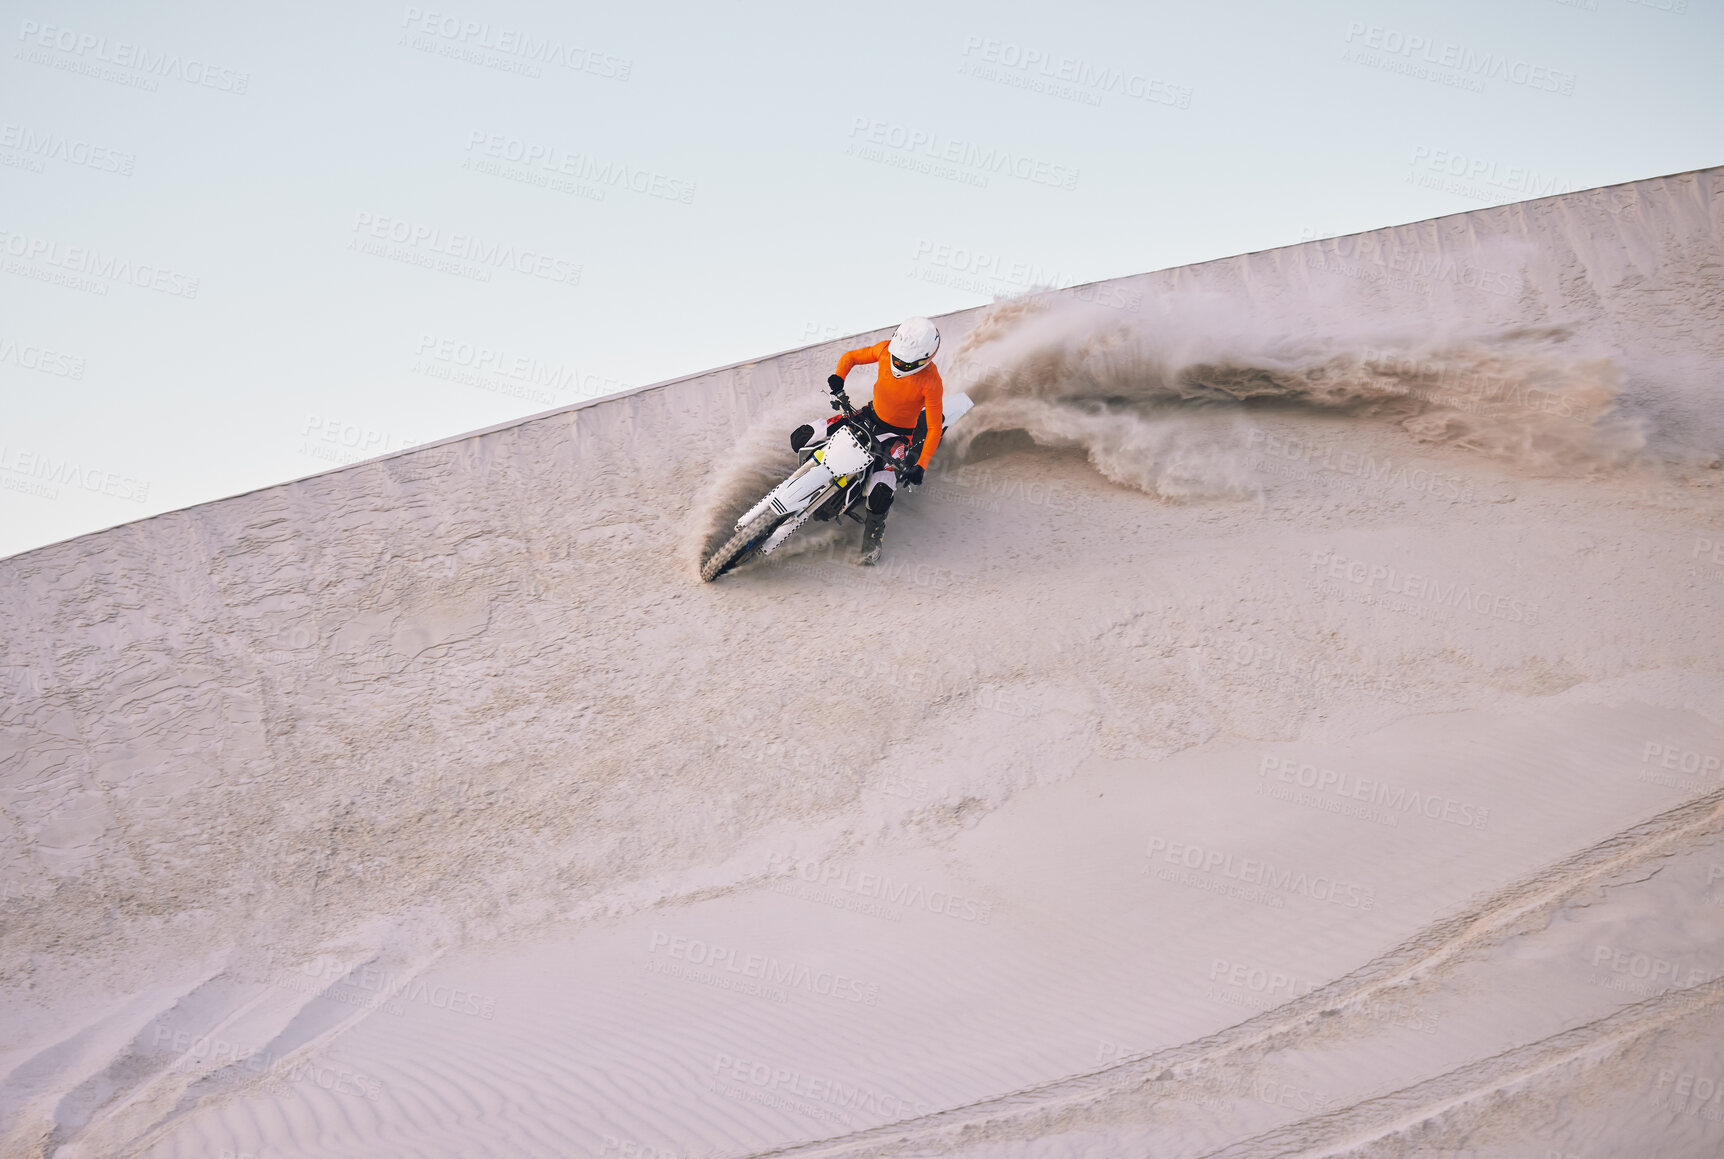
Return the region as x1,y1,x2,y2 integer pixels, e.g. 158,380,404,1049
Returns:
887,316,940,378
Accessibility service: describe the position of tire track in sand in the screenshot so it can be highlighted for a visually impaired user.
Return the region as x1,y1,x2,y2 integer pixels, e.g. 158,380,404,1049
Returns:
740,784,1724,1158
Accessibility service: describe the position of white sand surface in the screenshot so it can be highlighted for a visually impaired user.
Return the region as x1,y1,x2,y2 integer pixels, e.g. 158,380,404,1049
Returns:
3,168,1722,1158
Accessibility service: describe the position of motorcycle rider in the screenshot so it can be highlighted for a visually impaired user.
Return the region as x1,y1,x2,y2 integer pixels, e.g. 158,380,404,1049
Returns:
789,316,944,566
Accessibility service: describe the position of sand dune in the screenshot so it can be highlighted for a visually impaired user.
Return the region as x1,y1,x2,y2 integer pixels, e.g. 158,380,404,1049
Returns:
2,168,1722,1159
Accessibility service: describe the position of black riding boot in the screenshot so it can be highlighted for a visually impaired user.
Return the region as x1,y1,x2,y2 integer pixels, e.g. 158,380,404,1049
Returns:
859,509,887,566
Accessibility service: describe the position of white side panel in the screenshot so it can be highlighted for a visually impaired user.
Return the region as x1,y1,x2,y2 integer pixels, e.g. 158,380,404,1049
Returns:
942,391,975,429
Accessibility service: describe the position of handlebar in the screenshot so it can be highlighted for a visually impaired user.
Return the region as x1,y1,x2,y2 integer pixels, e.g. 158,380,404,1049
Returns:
825,388,921,486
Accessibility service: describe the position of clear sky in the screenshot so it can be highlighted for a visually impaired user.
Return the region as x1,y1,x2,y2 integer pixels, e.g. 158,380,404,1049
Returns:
2,0,1719,558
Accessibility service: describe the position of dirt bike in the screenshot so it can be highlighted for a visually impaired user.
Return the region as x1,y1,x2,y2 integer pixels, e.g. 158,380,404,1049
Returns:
699,386,974,582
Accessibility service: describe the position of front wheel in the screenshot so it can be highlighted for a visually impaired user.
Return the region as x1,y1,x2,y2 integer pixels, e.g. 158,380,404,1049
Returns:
699,510,784,582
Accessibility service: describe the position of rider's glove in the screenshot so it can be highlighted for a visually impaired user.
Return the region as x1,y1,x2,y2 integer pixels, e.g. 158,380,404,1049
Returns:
903,464,925,486
827,374,845,395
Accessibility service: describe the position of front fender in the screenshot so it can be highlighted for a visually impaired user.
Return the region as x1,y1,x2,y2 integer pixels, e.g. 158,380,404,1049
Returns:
736,458,835,528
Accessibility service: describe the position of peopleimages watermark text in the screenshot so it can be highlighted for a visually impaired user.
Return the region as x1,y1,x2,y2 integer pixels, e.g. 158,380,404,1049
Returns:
16,18,251,92
399,7,631,79
847,117,1078,191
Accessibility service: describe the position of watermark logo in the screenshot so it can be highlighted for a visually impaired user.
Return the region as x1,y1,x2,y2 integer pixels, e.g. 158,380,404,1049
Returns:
710,1052,935,1127
300,415,420,468
765,852,995,924
412,333,630,407
1587,943,1722,998
1406,145,1598,209
16,18,250,93
149,1025,382,1102
0,334,85,379
645,931,880,1006
0,444,149,503
919,448,1088,516
1353,345,1585,419
1340,23,1577,96
1199,633,1393,699
846,116,1079,191
800,321,854,344
1145,835,1377,910
0,227,199,298
1258,754,1491,830
2,666,44,698
1303,238,1520,298
286,957,498,1020
0,122,134,176
1201,958,1440,1033
1247,429,1502,502
908,238,1141,311
1310,548,1540,625
598,1140,688,1159
398,7,632,80
461,131,694,204
347,211,581,287
870,656,1031,718
1652,1067,1724,1121
957,35,1191,109
1634,741,1723,788
1097,1040,1346,1108
773,549,982,599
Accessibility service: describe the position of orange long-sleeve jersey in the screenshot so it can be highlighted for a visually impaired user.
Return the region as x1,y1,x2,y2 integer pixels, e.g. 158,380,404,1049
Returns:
833,341,944,468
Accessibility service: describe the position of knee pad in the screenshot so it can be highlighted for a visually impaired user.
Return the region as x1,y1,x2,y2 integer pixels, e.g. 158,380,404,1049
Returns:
867,483,895,514
790,424,814,452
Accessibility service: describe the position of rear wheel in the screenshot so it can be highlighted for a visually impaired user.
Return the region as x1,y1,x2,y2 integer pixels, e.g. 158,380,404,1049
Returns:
699,510,785,582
